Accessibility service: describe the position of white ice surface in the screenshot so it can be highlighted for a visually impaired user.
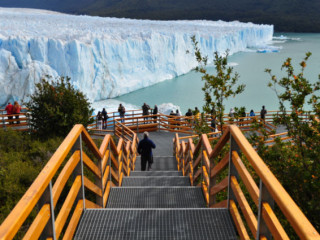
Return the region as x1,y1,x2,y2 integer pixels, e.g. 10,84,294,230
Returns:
0,8,273,106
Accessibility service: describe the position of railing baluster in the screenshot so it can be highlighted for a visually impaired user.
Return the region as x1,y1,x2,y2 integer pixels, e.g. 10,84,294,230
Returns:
256,180,274,240
227,136,240,208
39,181,56,240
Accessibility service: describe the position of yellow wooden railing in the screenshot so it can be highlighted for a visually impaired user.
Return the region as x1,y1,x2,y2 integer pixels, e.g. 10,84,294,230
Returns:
174,125,319,240
0,121,138,240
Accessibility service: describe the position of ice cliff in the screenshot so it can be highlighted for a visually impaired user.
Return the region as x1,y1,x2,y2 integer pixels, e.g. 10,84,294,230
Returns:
0,8,274,106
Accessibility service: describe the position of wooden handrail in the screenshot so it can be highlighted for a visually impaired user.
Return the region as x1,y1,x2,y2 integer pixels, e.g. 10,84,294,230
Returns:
0,122,138,239
229,125,319,239
174,124,320,239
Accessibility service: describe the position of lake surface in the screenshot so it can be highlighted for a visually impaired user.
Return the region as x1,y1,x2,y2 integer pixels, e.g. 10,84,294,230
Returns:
96,33,320,114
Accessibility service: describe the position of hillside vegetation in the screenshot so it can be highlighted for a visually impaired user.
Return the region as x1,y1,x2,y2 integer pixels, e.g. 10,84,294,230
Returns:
1,0,320,32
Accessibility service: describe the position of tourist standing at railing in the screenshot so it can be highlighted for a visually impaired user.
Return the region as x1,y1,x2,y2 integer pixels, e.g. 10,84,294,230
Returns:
13,101,21,124
152,105,158,123
249,109,256,117
118,104,126,123
101,108,108,129
5,102,13,124
142,103,150,122
185,109,193,117
138,131,156,171
97,111,103,130
260,105,267,122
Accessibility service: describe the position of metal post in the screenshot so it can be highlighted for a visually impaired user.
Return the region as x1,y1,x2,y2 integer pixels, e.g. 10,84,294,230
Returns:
113,112,115,135
39,181,56,240
227,135,240,208
72,135,87,209
256,180,274,240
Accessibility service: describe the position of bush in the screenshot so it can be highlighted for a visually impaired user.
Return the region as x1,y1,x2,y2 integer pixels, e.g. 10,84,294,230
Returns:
25,76,93,139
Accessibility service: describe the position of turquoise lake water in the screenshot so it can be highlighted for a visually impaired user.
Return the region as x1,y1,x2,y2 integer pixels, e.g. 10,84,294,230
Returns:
103,33,320,114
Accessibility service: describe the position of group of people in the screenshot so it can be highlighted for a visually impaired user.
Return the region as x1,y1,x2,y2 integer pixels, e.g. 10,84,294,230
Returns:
142,103,158,123
5,101,22,124
96,108,109,130
228,106,267,120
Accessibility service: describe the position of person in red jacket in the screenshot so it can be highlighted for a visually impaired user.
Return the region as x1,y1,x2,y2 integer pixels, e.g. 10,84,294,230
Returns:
5,102,14,124
13,101,21,124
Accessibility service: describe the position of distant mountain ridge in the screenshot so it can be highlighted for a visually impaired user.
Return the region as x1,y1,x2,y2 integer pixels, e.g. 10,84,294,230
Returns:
1,0,320,32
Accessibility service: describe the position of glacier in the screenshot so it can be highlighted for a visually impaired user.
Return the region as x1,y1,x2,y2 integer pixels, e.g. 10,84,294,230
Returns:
0,8,274,107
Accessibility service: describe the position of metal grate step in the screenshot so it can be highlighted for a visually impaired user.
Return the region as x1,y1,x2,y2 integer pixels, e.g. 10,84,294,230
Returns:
74,209,237,240
135,156,177,171
130,171,182,177
107,187,206,208
122,176,190,186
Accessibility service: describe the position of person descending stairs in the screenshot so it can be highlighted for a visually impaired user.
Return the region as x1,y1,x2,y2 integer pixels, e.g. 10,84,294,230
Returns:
74,132,237,239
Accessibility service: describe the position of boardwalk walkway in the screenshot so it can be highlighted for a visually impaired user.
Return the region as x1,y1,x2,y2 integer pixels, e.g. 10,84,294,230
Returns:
74,131,237,239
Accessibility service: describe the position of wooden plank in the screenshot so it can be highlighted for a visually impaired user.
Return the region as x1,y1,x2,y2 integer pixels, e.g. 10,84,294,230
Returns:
262,203,289,240
85,199,101,209
52,151,80,207
202,182,209,205
203,151,210,173
82,152,101,178
23,204,51,240
193,153,202,169
55,176,82,239
231,176,257,236
83,176,102,197
0,124,83,240
81,127,102,160
103,166,110,188
111,167,119,183
211,152,229,178
202,166,210,187
98,134,111,155
101,150,110,173
62,200,84,240
210,200,227,208
232,151,259,206
229,200,250,240
201,134,213,155
209,127,230,159
229,125,320,239
193,167,202,182
210,177,228,196
103,181,111,207
110,152,118,169
119,172,124,186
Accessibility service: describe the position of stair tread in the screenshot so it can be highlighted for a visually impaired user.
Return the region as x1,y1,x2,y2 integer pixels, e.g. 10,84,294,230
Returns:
135,156,177,171
107,187,206,208
74,209,237,240
130,171,182,176
122,176,190,186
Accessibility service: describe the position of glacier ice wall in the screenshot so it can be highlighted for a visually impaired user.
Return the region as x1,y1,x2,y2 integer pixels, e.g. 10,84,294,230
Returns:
0,8,274,106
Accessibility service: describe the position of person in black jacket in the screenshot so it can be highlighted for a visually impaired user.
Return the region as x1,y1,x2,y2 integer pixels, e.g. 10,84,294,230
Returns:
138,131,156,171
152,105,158,123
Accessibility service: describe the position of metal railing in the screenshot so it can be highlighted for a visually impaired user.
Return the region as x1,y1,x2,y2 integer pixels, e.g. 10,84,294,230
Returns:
174,125,319,240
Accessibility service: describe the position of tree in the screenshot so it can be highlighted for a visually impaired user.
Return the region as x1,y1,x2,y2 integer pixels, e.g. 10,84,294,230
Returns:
250,53,320,236
25,76,93,139
191,36,245,133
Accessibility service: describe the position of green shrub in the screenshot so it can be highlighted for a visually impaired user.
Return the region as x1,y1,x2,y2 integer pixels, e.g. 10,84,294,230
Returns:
25,76,94,139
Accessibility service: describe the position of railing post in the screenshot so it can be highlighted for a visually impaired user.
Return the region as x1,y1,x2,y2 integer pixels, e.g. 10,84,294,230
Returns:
256,180,274,240
72,135,87,209
227,135,240,208
113,113,116,135
38,181,56,240
158,114,160,132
